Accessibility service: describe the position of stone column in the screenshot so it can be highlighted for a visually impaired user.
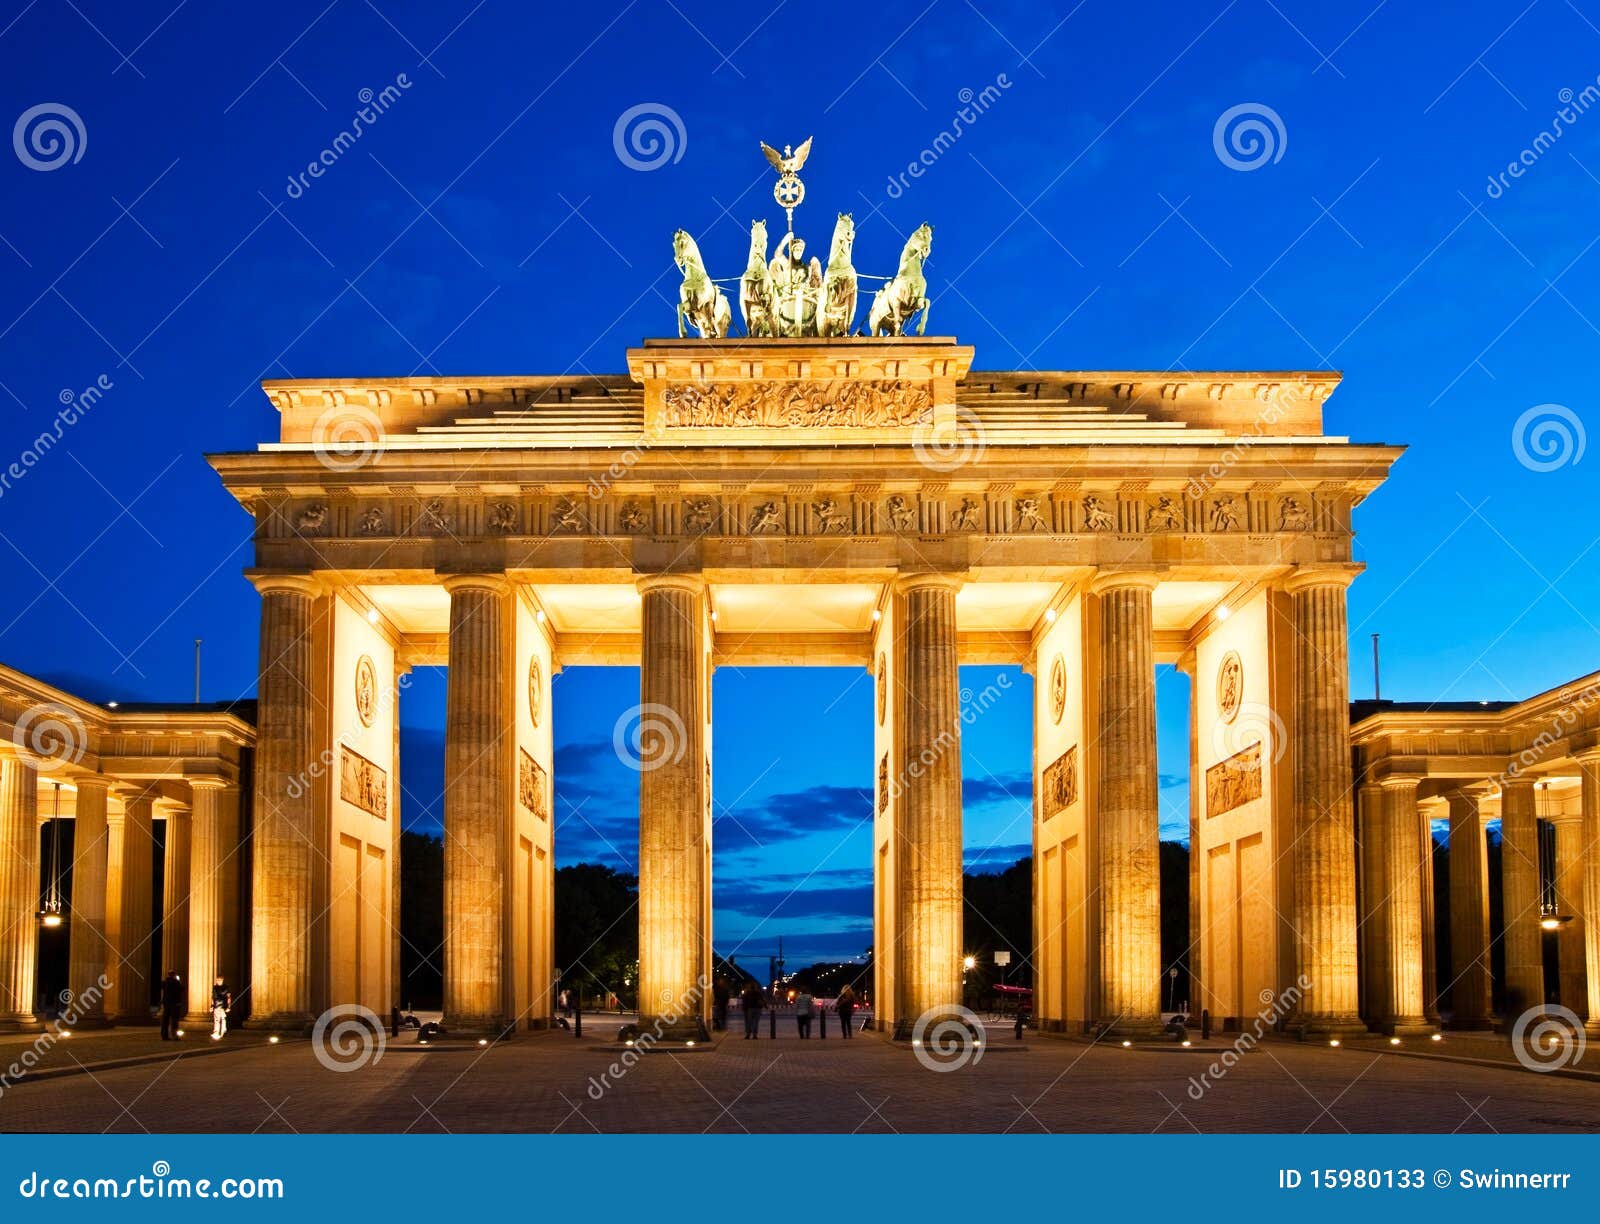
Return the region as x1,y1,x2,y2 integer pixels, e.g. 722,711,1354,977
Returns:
1282,567,1363,1034
1378,777,1429,1031
1089,571,1162,1036
442,574,511,1034
67,777,112,1026
249,573,323,1029
1357,782,1388,1026
1499,777,1544,1018
890,573,964,1038
161,803,192,1005
214,784,242,998
1446,787,1492,1029
0,753,40,1029
103,802,125,1019
1550,809,1588,1018
115,788,157,1024
1580,751,1600,1035
1419,805,1441,1023
392,662,409,1008
636,574,711,1039
183,780,227,1025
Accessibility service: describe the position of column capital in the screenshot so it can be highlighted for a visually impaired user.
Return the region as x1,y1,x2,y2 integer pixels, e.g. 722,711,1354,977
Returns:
635,572,706,597
69,774,114,794
1571,745,1600,766
1086,568,1161,595
1499,772,1539,792
1280,562,1364,595
891,571,964,595
186,776,230,794
441,572,511,596
1377,773,1424,792
245,570,324,598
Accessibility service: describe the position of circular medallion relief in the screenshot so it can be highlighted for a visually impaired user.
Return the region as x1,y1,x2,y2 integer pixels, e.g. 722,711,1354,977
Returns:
1217,650,1243,724
876,655,887,726
354,655,377,727
1049,655,1067,725
528,656,543,727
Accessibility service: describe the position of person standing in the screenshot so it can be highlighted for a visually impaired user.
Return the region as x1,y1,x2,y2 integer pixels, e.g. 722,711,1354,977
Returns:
209,975,231,1040
740,981,764,1039
712,976,730,1032
159,971,184,1040
836,984,856,1039
795,990,815,1038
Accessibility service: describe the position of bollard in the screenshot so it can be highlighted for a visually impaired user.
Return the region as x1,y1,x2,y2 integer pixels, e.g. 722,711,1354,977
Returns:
768,1002,776,1039
820,1005,827,1039
574,995,582,1039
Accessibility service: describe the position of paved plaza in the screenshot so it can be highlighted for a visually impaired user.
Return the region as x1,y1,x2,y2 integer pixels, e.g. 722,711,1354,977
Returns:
2,1024,1596,1134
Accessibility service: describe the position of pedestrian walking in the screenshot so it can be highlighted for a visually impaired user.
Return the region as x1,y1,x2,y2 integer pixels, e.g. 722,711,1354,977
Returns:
836,984,856,1039
795,990,815,1038
209,975,231,1040
159,970,183,1040
712,976,730,1031
740,981,764,1039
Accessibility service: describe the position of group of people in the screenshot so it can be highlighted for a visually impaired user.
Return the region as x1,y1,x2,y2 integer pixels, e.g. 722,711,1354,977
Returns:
733,981,862,1039
155,971,233,1041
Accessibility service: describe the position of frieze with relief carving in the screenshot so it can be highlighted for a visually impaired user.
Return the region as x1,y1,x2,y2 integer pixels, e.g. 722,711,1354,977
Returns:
339,746,389,819
1042,745,1078,818
660,379,933,428
519,748,549,820
1206,742,1262,818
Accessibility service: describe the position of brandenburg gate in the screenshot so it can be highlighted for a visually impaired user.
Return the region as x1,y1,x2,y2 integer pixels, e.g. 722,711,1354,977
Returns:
199,143,1400,1042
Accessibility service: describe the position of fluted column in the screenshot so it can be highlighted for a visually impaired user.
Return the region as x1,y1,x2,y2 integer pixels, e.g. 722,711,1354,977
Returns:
1089,571,1162,1035
1446,787,1492,1029
214,784,242,998
1499,777,1544,1018
392,662,408,1007
1357,783,1388,1025
1419,805,1441,1023
183,780,227,1024
1550,809,1588,1017
443,574,511,1033
890,573,964,1038
248,573,322,1029
67,777,112,1026
0,753,40,1029
1379,777,1429,1030
115,788,157,1023
637,574,711,1038
1580,751,1600,1035
161,803,192,1004
1282,567,1363,1033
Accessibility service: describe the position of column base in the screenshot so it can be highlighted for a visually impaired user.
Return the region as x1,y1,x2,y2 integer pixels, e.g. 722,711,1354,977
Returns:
635,1014,709,1044
1378,1018,1437,1036
1091,1018,1169,1043
63,1014,112,1031
0,1014,42,1032
1293,1015,1369,1040
246,1011,314,1035
438,1014,517,1039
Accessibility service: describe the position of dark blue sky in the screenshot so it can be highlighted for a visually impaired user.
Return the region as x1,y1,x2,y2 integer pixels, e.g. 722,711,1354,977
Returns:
2,1,1595,964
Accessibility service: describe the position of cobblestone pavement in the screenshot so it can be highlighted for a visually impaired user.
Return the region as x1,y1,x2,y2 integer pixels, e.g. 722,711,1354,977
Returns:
2,1024,1597,1134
